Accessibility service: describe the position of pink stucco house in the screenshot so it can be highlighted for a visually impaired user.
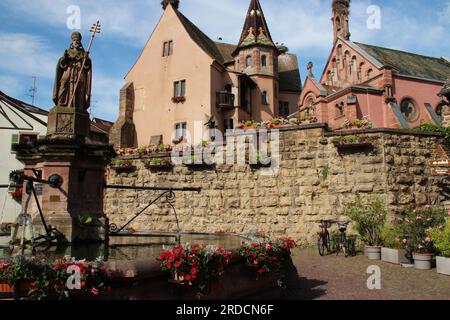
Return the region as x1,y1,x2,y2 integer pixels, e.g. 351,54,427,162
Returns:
110,0,302,148
298,0,450,130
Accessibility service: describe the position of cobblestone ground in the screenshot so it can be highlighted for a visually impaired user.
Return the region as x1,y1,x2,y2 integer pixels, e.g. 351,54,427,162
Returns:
285,248,450,300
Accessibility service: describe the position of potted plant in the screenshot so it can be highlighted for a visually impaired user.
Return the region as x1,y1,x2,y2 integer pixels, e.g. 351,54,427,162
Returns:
0,259,14,297
111,159,135,173
397,206,447,270
52,256,110,299
0,256,53,300
248,151,271,168
344,195,387,260
144,157,172,169
270,118,282,128
159,244,232,298
380,223,409,264
428,216,450,275
243,120,255,130
239,237,296,285
331,134,375,150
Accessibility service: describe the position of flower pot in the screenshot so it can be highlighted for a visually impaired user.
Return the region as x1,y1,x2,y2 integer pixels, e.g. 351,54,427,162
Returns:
365,246,382,260
413,253,434,270
436,256,450,276
0,282,14,293
381,248,410,265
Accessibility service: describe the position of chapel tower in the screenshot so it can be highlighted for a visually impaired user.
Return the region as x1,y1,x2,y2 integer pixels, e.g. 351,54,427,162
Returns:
232,0,279,119
332,0,351,43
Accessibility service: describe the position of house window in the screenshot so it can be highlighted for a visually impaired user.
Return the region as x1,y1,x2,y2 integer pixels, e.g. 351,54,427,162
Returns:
262,91,269,105
174,80,186,97
246,55,253,68
11,133,39,152
279,101,290,117
336,102,345,118
400,98,418,121
174,122,187,139
261,55,267,67
163,41,173,57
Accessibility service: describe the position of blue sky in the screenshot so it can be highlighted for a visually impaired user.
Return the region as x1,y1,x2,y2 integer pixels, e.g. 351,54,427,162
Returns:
0,0,449,121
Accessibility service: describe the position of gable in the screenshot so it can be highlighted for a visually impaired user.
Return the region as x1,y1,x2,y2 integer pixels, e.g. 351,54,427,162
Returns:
320,38,380,84
126,6,215,80
0,91,47,130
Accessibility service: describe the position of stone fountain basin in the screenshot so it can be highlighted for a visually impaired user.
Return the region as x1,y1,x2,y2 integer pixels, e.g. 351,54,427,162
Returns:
103,251,298,300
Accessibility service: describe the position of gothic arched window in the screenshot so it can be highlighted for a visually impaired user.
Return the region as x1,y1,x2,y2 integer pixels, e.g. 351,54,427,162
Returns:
261,55,267,67
246,55,253,68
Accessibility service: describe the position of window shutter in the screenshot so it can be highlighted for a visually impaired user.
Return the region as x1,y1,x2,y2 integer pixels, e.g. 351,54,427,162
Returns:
11,134,19,152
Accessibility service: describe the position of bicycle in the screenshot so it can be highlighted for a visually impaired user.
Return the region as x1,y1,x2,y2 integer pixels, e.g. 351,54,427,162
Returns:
317,220,333,256
334,220,356,257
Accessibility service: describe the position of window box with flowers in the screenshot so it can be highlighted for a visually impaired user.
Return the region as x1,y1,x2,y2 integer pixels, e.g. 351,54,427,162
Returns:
238,237,296,286
144,157,173,170
159,244,232,299
8,186,23,202
397,206,447,270
338,117,373,130
171,96,186,104
331,134,376,150
111,159,136,173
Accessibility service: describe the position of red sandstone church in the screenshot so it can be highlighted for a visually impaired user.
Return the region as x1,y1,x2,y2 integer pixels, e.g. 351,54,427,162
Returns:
299,0,450,130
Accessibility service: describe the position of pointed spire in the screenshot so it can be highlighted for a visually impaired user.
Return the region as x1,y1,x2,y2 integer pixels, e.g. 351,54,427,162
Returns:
236,0,275,50
162,0,179,10
332,0,351,42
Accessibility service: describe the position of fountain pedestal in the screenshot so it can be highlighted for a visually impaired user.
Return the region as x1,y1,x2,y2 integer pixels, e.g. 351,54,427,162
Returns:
14,138,114,243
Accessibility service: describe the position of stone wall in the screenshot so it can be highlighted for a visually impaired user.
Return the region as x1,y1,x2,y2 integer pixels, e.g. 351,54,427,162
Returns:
104,126,448,245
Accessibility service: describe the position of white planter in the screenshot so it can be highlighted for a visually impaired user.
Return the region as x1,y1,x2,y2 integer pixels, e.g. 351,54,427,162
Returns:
413,253,434,270
436,256,450,276
381,248,409,265
365,246,382,260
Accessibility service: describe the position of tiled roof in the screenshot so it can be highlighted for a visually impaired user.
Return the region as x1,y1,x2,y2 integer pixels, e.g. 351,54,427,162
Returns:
176,11,226,64
355,43,450,82
215,42,237,63
0,90,48,116
91,117,114,134
236,0,275,50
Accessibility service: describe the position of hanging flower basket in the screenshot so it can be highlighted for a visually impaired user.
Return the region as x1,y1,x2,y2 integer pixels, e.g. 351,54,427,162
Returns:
9,186,23,201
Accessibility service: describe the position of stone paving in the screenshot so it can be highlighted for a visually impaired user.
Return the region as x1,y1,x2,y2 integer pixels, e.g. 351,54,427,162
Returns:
284,248,450,300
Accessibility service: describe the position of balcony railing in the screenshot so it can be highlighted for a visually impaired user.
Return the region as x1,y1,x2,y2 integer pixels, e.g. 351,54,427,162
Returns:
216,91,235,110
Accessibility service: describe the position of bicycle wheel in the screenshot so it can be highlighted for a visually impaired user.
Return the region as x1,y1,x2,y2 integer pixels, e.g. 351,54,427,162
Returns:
317,235,326,256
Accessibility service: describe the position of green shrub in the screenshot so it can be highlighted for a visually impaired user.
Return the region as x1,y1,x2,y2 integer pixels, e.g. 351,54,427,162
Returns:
428,218,450,257
396,206,447,255
343,194,387,246
412,123,450,144
381,223,402,249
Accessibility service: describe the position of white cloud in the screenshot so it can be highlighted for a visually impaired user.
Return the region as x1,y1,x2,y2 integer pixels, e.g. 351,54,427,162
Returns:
438,2,450,25
0,33,57,78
